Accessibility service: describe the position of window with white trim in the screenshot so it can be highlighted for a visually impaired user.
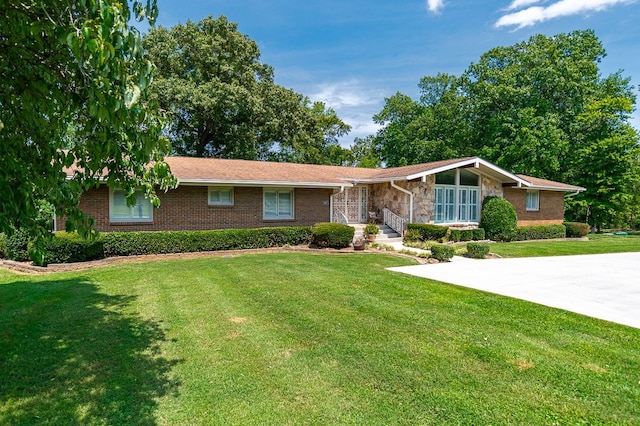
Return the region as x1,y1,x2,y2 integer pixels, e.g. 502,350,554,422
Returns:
208,187,234,206
526,190,540,211
110,189,153,222
264,189,294,220
434,169,480,224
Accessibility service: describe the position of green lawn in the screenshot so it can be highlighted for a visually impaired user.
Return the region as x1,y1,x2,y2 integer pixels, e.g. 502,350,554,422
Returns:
490,234,640,258
1,252,639,425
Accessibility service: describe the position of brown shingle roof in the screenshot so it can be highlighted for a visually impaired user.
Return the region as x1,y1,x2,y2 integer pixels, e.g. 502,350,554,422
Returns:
517,174,585,191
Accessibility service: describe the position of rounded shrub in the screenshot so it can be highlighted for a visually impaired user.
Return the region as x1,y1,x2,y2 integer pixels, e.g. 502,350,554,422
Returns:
479,196,517,242
466,242,490,259
310,223,354,249
430,244,455,262
564,222,590,238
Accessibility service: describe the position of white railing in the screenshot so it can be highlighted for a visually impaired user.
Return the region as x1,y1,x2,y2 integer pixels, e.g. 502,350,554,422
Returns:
334,210,348,225
383,208,407,235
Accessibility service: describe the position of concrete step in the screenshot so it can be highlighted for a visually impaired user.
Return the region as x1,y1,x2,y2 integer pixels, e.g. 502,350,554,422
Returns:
351,224,401,240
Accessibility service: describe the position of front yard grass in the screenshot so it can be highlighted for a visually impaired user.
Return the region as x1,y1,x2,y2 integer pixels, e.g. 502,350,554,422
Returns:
1,252,639,424
490,234,640,258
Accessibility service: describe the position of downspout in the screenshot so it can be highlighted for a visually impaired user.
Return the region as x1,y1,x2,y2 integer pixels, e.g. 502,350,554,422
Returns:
390,180,413,223
565,190,581,198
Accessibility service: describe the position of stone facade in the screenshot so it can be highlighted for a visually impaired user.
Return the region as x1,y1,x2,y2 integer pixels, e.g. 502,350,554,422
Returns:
481,176,504,199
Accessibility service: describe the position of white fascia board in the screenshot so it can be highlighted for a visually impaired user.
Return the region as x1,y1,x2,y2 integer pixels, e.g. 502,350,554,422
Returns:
512,184,586,192
177,178,351,189
406,157,530,186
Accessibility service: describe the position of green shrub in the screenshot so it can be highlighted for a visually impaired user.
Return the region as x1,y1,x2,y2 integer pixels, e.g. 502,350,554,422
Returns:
310,223,354,249
513,224,566,241
43,232,105,264
479,197,517,241
403,229,422,242
467,242,490,259
473,228,486,240
6,228,31,261
0,233,6,259
449,229,476,243
103,227,312,257
407,223,449,241
430,244,455,262
564,222,590,238
449,229,461,242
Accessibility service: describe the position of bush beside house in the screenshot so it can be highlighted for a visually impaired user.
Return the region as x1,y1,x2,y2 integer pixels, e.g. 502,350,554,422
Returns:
513,224,566,241
480,196,518,241
430,244,455,262
467,242,490,259
310,223,354,249
564,222,590,238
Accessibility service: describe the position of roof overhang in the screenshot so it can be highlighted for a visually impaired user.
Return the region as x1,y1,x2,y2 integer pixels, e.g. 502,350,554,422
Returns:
177,178,351,189
405,157,530,186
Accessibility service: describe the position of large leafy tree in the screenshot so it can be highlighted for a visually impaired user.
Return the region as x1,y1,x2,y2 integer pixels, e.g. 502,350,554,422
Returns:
0,0,176,253
143,15,351,164
371,30,640,229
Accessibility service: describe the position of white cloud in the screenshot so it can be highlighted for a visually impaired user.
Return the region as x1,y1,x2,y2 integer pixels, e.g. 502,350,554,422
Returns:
308,81,385,146
505,0,543,11
496,0,639,28
309,80,381,110
427,0,445,14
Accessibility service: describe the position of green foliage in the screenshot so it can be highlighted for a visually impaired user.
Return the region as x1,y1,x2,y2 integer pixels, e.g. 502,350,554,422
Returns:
1,0,176,258
370,30,639,230
0,233,6,259
513,225,566,241
6,229,31,262
473,228,486,240
43,233,105,265
143,16,351,165
564,222,590,238
407,223,449,241
310,223,354,249
449,229,476,242
364,223,380,235
402,229,422,242
430,244,455,262
467,242,490,259
102,227,312,257
480,197,518,242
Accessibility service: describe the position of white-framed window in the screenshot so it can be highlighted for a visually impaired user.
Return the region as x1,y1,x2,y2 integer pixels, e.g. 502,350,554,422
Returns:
264,188,294,220
526,190,540,211
208,187,234,206
434,169,480,224
110,188,153,223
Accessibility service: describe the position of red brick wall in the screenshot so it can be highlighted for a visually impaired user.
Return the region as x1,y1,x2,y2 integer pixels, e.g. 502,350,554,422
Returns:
76,185,333,232
503,188,565,226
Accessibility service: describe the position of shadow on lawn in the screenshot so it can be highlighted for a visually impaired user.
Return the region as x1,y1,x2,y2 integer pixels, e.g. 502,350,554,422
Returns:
0,276,180,425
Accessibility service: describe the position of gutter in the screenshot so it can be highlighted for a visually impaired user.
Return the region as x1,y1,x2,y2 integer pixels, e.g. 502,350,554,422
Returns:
390,180,413,223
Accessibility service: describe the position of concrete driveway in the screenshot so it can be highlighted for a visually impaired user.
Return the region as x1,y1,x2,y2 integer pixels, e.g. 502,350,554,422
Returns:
388,252,640,329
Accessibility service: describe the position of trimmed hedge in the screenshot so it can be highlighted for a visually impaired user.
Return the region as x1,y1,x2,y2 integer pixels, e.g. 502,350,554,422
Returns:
0,233,6,259
564,222,590,238
513,224,566,241
467,242,490,259
473,228,486,241
36,227,312,264
407,223,449,242
449,229,476,242
430,244,455,262
6,228,31,261
103,227,313,257
479,196,517,241
310,223,354,249
44,233,105,264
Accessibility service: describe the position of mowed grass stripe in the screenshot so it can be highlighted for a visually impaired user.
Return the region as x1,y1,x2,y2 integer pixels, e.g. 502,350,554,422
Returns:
1,252,639,425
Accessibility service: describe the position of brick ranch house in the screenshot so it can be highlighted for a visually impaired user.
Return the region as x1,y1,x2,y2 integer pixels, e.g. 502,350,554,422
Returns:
73,156,584,235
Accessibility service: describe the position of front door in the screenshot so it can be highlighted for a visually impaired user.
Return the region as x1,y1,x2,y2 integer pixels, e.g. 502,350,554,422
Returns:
332,186,368,223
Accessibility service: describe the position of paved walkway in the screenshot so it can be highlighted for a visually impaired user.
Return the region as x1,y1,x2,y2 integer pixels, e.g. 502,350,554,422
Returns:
387,252,640,329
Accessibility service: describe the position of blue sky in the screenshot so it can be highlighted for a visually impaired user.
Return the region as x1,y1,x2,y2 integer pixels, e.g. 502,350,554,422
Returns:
146,0,640,145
